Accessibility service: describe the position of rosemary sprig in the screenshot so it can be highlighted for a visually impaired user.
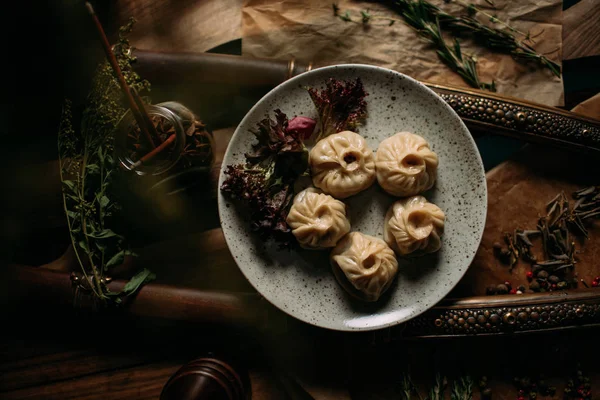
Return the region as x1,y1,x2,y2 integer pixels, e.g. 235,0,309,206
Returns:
334,0,561,90
390,0,496,91
393,0,561,77
58,18,155,304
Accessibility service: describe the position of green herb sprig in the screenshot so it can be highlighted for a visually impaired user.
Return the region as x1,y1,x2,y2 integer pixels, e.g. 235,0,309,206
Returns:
333,0,560,91
58,18,155,303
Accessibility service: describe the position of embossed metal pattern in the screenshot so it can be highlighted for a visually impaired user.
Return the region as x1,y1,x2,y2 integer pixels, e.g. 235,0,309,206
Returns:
425,85,600,151
445,92,599,145
403,302,600,337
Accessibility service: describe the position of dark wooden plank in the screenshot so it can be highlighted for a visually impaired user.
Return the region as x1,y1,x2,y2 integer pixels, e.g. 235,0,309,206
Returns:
0,362,179,400
0,349,161,392
563,0,600,60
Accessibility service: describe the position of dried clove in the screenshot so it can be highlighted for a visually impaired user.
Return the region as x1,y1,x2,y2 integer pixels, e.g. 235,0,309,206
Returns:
573,186,597,198
493,185,598,293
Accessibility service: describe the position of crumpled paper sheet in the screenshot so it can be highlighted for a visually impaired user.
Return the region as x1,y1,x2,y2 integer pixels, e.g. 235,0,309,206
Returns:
114,0,242,53
572,93,600,120
242,0,564,106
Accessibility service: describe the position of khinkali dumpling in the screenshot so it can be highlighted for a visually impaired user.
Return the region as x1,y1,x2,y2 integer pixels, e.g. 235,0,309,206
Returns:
376,132,438,197
286,188,351,249
309,131,376,199
330,232,398,302
384,196,445,256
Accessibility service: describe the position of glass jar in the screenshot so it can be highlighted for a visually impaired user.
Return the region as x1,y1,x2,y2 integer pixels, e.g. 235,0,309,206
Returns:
115,103,186,176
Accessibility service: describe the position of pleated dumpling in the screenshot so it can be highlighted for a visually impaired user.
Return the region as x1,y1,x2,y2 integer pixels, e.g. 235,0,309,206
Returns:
309,131,376,199
376,132,438,197
330,232,398,302
286,188,351,249
384,196,445,256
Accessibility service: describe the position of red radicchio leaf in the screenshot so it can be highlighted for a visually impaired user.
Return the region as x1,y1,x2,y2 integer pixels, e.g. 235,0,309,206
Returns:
307,77,368,141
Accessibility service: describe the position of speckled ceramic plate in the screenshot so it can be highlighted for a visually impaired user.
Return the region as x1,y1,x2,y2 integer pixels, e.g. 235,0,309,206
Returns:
218,65,487,331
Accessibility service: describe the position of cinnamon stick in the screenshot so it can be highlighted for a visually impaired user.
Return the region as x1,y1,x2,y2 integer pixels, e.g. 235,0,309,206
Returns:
131,133,177,170
85,2,157,149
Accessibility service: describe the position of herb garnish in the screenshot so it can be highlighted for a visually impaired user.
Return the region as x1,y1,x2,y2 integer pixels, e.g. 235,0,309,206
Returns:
222,78,370,244
221,111,316,244
307,77,368,141
58,19,155,303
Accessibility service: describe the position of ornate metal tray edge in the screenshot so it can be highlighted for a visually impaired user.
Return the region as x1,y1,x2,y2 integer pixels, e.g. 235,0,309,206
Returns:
398,290,600,338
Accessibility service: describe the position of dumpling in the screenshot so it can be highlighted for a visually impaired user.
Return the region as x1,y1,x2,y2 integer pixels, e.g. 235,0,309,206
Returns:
376,131,438,197
330,232,398,302
286,188,351,249
384,196,445,256
309,131,376,199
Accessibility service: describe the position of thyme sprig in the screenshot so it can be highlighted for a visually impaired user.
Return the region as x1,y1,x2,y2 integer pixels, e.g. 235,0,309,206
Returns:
58,18,155,304
333,0,560,91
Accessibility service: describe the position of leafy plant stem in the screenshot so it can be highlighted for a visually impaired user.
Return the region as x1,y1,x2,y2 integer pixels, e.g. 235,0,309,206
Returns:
59,149,102,299
452,0,528,38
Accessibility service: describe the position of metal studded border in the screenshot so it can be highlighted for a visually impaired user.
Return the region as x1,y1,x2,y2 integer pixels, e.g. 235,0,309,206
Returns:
427,87,600,150
401,301,600,337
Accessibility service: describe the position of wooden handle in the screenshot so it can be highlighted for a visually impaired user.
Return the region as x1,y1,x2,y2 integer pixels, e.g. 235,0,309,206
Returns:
3,264,265,328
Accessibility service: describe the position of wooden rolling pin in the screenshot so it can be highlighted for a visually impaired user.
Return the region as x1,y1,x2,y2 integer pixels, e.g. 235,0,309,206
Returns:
133,50,600,154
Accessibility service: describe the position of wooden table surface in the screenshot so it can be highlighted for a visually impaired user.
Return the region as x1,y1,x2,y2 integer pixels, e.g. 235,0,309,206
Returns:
2,0,600,399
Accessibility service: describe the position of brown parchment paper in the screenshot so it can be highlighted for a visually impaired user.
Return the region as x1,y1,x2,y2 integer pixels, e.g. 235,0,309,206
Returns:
242,0,564,106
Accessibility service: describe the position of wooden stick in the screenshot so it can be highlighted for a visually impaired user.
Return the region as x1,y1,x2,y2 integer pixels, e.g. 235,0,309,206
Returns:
85,2,156,149
131,133,177,170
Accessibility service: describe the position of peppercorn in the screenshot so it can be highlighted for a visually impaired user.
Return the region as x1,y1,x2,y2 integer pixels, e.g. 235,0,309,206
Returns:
486,285,497,295
529,281,540,291
496,283,509,294
548,275,560,284
557,281,568,289
537,270,549,279
510,288,517,294
526,271,534,280
593,281,599,288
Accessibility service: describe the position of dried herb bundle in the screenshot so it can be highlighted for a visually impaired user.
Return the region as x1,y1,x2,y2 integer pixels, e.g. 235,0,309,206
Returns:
58,19,155,303
333,0,560,91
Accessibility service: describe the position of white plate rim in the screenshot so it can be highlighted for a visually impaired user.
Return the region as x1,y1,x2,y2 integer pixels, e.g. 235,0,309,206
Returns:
217,63,487,331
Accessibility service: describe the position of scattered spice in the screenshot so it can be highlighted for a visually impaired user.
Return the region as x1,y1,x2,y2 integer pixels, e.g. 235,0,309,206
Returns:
513,375,556,398
563,366,592,399
488,185,600,295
